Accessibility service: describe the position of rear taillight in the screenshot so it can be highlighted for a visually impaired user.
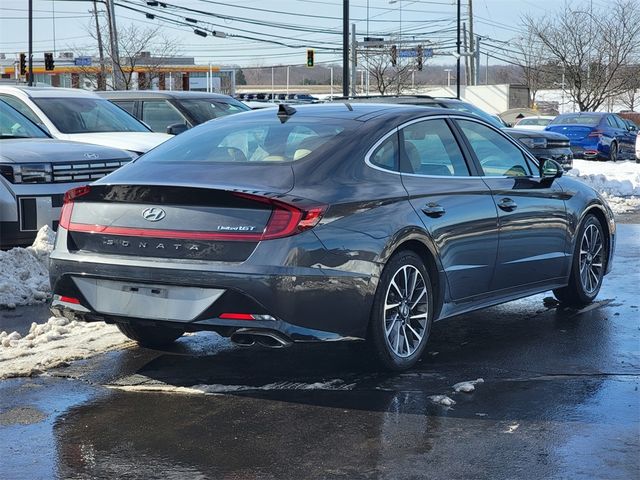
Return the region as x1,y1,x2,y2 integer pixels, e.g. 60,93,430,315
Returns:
59,185,91,229
233,192,326,240
588,129,604,137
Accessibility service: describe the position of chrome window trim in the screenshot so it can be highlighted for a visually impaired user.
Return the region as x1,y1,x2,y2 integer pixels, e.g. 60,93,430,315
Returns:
364,113,540,180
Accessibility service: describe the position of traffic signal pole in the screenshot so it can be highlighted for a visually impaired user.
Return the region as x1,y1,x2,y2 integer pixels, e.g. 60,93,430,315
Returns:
28,0,33,86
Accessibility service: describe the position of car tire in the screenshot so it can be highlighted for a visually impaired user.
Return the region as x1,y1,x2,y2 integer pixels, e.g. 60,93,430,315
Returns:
553,214,607,307
368,250,433,371
116,323,184,348
609,142,618,162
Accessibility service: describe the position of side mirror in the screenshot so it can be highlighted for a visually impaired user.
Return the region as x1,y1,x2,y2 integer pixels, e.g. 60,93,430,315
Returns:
166,123,188,135
628,125,637,132
540,158,563,183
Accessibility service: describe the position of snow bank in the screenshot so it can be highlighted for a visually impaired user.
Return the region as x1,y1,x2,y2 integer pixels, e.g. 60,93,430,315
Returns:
452,378,484,393
0,226,54,308
0,316,129,379
567,160,640,214
428,395,456,406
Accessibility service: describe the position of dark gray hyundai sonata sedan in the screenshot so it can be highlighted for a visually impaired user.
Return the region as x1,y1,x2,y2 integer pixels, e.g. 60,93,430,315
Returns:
49,103,615,371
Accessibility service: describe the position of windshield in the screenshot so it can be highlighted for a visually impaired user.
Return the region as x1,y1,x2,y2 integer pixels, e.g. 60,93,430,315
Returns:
0,100,49,138
32,97,149,134
180,98,250,124
518,117,552,126
139,116,351,164
549,114,601,126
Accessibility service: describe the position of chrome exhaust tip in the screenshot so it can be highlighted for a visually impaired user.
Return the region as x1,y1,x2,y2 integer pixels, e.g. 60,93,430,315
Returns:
230,330,292,349
230,333,256,347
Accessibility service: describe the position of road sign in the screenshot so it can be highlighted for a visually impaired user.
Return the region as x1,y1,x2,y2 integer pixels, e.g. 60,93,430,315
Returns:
423,48,434,59
74,56,92,67
398,49,418,58
362,37,385,48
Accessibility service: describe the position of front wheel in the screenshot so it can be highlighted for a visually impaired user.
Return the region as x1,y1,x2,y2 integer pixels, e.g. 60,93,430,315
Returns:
553,214,607,307
116,323,184,348
368,251,434,371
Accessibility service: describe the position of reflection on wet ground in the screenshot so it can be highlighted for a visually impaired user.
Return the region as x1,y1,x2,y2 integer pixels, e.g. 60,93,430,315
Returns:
0,226,638,480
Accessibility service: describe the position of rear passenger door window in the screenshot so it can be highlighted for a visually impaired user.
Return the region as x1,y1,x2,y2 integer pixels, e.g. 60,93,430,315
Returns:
400,119,470,176
369,133,399,171
456,119,533,177
141,100,187,132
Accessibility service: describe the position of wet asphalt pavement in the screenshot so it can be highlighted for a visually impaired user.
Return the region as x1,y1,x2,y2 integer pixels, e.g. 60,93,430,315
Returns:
1,225,639,480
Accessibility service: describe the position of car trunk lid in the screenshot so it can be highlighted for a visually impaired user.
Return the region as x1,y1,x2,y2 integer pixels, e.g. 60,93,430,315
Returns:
545,124,595,141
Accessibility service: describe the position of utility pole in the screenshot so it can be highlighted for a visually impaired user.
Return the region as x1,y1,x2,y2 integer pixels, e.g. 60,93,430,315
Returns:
104,0,124,89
468,0,474,85
463,23,469,86
343,0,349,96
351,23,357,96
456,0,461,99
93,0,106,90
474,36,481,87
28,0,33,86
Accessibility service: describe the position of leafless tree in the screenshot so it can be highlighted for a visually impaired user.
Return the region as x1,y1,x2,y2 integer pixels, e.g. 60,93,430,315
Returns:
616,66,640,111
523,0,640,111
78,22,180,90
512,28,556,107
362,46,413,95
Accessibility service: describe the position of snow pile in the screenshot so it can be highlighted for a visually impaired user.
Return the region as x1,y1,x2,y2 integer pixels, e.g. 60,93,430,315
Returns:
452,378,484,393
428,395,456,406
0,316,129,379
0,226,55,308
567,160,640,213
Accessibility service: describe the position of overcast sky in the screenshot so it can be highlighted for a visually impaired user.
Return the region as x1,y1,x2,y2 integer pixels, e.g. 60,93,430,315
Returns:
0,0,616,67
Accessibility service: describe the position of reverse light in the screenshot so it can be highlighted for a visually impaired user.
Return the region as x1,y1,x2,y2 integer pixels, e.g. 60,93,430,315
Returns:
59,185,91,229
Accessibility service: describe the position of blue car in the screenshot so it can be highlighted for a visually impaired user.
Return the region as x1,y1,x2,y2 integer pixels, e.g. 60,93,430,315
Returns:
545,112,637,161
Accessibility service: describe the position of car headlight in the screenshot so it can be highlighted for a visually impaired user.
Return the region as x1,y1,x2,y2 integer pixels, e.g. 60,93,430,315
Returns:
519,137,547,149
0,163,53,183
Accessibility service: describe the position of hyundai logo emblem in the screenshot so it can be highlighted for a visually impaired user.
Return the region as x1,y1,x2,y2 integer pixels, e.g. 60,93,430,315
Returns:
142,207,166,222
84,153,99,159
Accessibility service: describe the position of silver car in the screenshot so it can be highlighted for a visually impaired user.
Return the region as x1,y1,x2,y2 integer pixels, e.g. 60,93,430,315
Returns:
0,100,135,248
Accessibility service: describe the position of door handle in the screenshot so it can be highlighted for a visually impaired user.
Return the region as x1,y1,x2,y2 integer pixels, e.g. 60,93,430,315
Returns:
497,197,518,212
421,204,446,218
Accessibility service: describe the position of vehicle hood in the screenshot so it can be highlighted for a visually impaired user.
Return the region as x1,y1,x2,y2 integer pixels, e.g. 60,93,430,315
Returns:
59,132,172,153
0,138,133,164
504,128,569,141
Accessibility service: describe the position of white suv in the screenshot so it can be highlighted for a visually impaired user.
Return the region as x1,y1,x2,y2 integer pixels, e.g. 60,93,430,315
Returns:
636,132,639,163
0,86,171,155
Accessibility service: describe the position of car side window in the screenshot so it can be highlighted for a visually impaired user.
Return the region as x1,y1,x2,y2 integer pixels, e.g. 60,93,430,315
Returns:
457,120,533,177
369,133,399,171
113,100,136,116
612,115,626,130
0,95,41,126
606,116,618,128
141,100,187,132
400,119,469,176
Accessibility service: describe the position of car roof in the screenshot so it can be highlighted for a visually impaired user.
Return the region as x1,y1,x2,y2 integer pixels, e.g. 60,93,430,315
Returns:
98,90,236,100
230,102,466,122
0,86,101,98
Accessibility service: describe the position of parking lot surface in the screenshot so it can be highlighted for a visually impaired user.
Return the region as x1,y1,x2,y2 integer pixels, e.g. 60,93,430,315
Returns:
1,224,638,480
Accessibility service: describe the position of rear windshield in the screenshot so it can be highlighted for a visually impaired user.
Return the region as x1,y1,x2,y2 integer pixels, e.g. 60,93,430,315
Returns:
518,117,551,126
32,97,149,134
138,116,351,164
180,98,250,123
549,114,601,126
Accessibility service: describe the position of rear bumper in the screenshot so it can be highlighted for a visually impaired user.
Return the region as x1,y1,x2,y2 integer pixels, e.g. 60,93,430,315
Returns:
49,252,375,342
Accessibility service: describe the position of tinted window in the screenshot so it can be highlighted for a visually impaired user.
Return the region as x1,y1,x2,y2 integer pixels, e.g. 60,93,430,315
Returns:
32,97,149,133
180,98,250,124
139,117,350,164
0,100,48,138
369,133,398,171
612,115,626,129
606,116,617,128
401,119,469,176
0,95,41,125
113,100,136,115
457,120,532,177
550,114,601,126
142,100,186,132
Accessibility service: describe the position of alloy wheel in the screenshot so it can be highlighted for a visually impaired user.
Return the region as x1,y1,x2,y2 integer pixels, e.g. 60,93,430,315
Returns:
383,264,429,358
579,223,604,295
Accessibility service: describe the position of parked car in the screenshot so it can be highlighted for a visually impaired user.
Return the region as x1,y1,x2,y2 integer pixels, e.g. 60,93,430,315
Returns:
334,96,573,170
100,91,250,134
636,132,640,163
545,112,637,161
0,86,171,155
243,101,278,110
0,99,135,248
514,115,555,131
49,104,615,371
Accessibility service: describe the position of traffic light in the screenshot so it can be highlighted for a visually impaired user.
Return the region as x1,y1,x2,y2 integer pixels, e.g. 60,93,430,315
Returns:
19,53,26,76
306,49,314,68
44,52,55,71
416,45,423,71
390,45,397,67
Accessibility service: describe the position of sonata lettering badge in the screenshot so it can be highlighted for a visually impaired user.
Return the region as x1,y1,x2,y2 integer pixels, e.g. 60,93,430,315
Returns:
142,207,166,222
